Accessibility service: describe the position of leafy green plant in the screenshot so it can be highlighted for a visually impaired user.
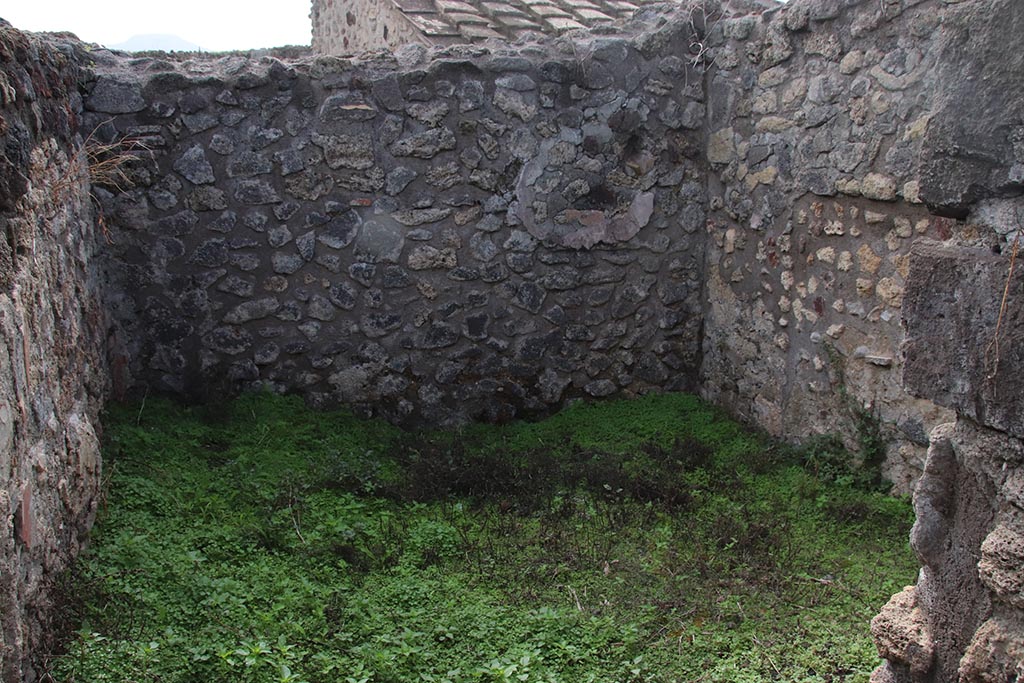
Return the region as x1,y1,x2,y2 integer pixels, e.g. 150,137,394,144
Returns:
822,343,890,490
47,392,916,683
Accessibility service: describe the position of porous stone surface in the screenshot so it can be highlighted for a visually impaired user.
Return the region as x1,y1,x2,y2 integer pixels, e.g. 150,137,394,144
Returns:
871,586,936,680
903,241,1024,441
877,238,1024,681
871,416,1024,683
0,27,110,683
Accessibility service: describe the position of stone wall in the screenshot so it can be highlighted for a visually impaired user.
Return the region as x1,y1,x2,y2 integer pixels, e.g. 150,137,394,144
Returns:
78,0,1022,481
0,26,109,682
698,0,966,490
869,2,1024,679
311,0,428,57
85,10,709,428
872,240,1024,683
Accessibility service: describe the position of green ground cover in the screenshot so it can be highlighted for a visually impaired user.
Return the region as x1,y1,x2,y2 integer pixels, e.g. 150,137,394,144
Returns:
50,392,916,683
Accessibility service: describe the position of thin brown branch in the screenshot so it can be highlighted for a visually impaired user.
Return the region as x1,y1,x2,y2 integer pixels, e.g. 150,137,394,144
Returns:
986,229,1021,384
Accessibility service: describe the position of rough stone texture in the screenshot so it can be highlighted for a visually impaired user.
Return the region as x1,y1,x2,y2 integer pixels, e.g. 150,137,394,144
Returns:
876,238,1024,681
698,0,971,491
918,0,1024,217
871,586,936,680
311,0,430,56
88,9,708,428
903,241,1024,441
958,614,1024,683
871,417,1023,683
0,27,110,683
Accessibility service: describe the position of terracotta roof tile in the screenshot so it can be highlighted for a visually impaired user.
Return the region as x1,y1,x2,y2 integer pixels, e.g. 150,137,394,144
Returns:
445,11,494,24
405,13,464,35
531,5,573,17
544,16,587,31
493,14,545,28
392,0,438,11
436,0,481,11
459,24,509,38
482,2,526,12
575,8,615,20
390,0,676,45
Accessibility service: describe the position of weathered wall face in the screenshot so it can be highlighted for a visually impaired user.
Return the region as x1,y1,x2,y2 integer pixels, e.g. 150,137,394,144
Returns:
85,13,709,427
869,2,1024,678
872,240,1024,683
698,0,965,490
917,0,1024,217
312,0,427,56
0,27,109,683
78,0,1021,477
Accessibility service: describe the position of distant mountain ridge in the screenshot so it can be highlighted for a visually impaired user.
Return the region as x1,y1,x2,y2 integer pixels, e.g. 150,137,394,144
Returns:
109,34,202,52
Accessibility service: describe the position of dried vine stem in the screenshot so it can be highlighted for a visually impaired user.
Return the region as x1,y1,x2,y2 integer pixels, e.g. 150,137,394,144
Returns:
687,0,723,69
985,226,1021,384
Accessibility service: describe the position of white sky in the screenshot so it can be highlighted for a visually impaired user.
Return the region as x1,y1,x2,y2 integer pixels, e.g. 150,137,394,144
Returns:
2,0,312,51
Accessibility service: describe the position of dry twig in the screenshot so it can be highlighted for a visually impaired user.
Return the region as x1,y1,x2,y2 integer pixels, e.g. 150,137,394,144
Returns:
985,217,1022,384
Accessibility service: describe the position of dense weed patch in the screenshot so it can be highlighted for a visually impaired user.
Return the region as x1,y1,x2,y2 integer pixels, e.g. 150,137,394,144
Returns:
48,393,915,683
